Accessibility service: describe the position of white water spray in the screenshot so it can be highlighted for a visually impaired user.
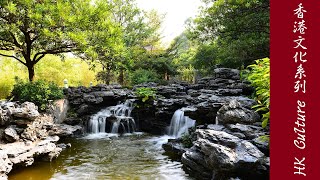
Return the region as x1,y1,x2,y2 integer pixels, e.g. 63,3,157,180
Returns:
167,109,196,138
88,99,136,134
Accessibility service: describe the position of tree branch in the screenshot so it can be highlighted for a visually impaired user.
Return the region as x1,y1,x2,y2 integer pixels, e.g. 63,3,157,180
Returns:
33,46,80,64
0,53,26,66
9,32,22,48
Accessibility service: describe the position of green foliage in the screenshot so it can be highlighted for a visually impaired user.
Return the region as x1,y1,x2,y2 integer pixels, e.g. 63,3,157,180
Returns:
10,79,64,110
181,133,193,148
168,33,197,82
0,55,97,99
193,43,219,74
258,135,270,147
90,0,164,85
187,0,269,69
0,0,119,81
246,58,270,128
259,135,270,143
134,87,156,103
130,69,160,85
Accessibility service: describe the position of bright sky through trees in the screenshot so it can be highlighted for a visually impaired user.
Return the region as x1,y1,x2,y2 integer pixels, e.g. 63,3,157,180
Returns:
136,0,202,46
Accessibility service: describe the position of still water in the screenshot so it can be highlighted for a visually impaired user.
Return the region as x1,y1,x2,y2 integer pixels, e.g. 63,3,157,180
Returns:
9,133,193,180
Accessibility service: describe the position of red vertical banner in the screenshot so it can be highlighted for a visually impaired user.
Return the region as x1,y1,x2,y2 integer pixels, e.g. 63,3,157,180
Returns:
271,0,320,179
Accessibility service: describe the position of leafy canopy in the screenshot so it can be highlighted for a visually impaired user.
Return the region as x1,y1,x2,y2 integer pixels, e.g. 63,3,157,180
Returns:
0,0,119,81
187,0,269,68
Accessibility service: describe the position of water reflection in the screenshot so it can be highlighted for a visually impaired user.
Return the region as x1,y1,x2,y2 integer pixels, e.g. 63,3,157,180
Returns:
9,134,193,180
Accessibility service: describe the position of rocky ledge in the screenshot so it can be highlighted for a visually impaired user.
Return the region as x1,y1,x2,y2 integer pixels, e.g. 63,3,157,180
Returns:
63,68,256,134
182,129,269,180
0,101,82,179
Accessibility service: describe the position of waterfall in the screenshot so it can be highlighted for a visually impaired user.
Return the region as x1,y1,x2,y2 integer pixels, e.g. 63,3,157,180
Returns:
167,109,196,138
88,99,136,134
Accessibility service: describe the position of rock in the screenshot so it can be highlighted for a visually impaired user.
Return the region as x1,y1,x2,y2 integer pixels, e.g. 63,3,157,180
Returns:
83,94,103,104
0,107,11,126
252,137,269,156
65,85,133,116
156,85,185,98
4,127,19,143
11,102,39,120
208,96,256,109
90,91,115,98
0,174,7,180
0,136,62,168
207,124,225,131
214,68,240,80
181,129,268,179
0,151,12,178
133,82,158,90
213,88,243,96
57,143,71,149
162,139,188,157
0,129,4,143
216,100,260,125
63,117,82,126
226,123,266,140
48,124,82,137
12,119,33,127
183,102,221,124
181,147,213,180
76,104,89,115
47,99,69,123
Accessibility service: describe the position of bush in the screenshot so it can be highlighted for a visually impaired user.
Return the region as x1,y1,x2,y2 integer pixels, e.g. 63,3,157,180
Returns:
134,87,156,103
246,58,270,128
10,78,64,110
130,69,160,85
181,133,193,148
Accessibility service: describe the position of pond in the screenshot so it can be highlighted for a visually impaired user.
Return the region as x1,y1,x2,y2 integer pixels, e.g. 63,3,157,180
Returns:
9,133,193,180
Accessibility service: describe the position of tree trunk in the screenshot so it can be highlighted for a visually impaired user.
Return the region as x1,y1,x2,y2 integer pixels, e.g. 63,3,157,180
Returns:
27,64,35,82
105,68,111,85
164,71,169,80
118,68,124,85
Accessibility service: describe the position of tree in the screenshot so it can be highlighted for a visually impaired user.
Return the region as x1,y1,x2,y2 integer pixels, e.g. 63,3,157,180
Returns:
0,0,110,81
187,0,269,68
92,0,164,85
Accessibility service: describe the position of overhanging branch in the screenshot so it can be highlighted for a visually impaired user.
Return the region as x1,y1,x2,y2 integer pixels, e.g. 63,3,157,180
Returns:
33,47,80,64
0,53,26,66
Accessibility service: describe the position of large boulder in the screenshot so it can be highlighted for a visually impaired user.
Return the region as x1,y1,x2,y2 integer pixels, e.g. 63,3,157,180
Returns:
20,114,53,141
10,102,39,120
47,99,69,123
4,127,19,143
216,100,260,125
214,68,240,80
162,139,188,157
182,129,269,179
0,136,61,168
65,85,134,116
47,124,82,137
226,123,266,140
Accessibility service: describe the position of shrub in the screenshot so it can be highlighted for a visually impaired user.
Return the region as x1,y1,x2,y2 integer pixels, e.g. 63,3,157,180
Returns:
181,133,193,148
130,69,160,85
246,58,270,128
134,87,156,103
10,78,64,110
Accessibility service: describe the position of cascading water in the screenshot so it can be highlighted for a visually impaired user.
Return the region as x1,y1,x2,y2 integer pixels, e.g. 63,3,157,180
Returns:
167,109,196,138
88,99,136,134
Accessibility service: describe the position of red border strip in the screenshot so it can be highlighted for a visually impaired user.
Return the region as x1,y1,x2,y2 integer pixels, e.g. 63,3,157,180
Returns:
270,0,320,179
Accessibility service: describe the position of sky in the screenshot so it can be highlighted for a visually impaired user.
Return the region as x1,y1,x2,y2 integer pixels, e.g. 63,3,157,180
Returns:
136,0,202,46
